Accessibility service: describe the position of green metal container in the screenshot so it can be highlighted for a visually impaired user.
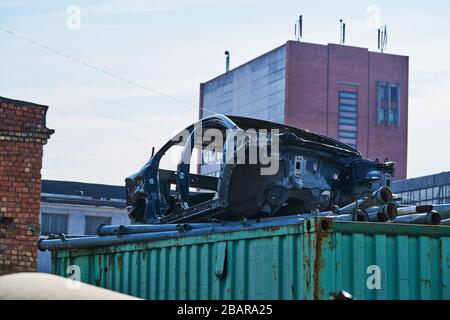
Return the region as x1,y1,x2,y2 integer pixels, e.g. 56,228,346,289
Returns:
52,217,450,300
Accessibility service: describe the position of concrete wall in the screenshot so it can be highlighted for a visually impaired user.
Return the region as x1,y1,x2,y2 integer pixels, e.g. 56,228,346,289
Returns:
38,202,129,273
201,45,286,123
40,202,129,235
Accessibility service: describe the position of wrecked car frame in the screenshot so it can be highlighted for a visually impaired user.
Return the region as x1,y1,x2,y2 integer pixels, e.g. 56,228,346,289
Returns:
125,115,394,224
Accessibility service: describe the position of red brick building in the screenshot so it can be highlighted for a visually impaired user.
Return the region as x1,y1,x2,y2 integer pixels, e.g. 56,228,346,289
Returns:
200,41,408,179
0,96,54,275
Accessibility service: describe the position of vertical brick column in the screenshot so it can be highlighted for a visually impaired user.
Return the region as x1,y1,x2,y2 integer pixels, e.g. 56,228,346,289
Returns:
0,96,54,275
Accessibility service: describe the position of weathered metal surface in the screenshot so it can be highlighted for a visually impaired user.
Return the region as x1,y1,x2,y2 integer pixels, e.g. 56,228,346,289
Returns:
52,218,450,300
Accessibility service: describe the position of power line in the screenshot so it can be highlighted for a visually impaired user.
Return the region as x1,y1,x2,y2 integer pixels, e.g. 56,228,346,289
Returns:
0,26,218,114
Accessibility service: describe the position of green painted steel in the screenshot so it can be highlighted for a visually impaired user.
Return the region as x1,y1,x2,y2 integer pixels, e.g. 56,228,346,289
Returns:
52,218,450,300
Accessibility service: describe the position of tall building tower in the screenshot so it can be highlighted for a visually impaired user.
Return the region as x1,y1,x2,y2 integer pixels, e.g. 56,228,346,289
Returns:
199,41,408,179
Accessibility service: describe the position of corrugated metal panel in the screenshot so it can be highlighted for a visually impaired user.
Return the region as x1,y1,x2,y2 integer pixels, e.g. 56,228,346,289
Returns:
52,218,450,300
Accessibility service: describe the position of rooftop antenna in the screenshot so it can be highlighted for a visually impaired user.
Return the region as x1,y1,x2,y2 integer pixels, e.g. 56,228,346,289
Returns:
378,25,387,53
339,19,346,44
224,51,230,72
294,15,303,41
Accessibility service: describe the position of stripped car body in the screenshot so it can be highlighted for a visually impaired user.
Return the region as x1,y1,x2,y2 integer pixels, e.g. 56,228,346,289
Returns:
126,115,394,224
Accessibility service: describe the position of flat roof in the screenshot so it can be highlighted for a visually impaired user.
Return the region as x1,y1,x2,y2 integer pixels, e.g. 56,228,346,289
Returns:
42,180,125,200
201,41,408,85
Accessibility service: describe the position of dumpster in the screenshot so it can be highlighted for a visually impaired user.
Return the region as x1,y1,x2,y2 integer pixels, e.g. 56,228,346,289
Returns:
51,217,450,300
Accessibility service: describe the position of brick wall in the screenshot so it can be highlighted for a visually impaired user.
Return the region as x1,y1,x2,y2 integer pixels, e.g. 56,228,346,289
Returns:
0,96,54,275
284,41,408,179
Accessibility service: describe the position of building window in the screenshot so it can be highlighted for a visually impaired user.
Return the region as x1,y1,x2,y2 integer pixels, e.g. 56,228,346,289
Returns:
377,81,401,127
338,91,357,147
41,213,68,235
85,216,112,235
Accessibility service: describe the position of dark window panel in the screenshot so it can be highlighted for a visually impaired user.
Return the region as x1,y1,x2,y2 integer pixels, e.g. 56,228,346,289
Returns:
390,86,398,103
41,213,68,235
85,216,112,235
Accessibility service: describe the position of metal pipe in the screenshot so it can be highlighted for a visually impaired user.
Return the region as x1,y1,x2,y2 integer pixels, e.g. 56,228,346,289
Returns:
367,210,389,222
42,212,345,251
432,204,450,220
39,227,216,251
329,211,368,222
366,202,397,222
393,210,441,225
396,204,433,216
41,215,311,251
440,218,450,226
332,187,392,215
39,206,406,252
47,234,93,240
366,203,397,222
97,223,218,236
40,215,311,251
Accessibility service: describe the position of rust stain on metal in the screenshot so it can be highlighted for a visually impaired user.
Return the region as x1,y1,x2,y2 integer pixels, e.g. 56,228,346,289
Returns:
303,254,311,296
313,219,325,300
303,227,312,298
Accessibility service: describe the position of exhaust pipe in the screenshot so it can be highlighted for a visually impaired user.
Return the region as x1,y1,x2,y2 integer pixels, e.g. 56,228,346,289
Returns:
332,187,392,215
394,210,441,225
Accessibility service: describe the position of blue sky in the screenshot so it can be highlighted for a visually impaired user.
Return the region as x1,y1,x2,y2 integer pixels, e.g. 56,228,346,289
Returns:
1,0,449,185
